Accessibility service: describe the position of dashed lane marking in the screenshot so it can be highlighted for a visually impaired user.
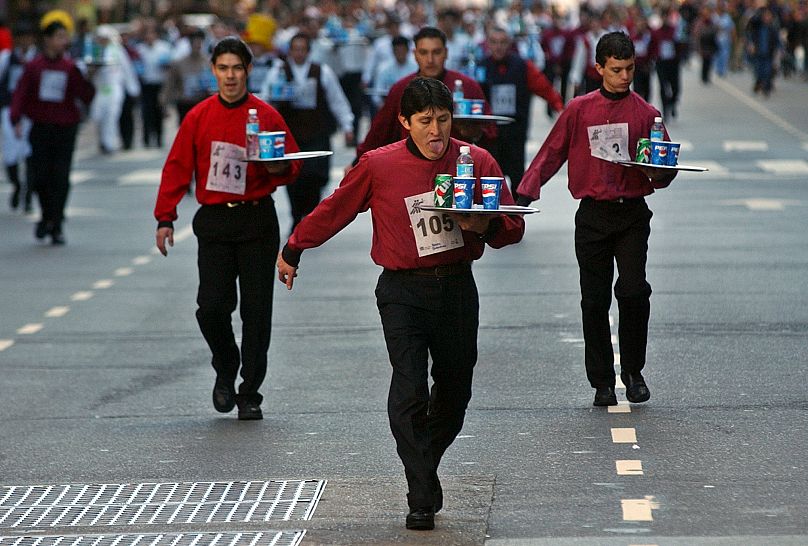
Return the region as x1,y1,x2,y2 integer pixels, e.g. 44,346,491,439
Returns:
71,170,94,185
132,255,153,265
16,323,43,335
114,267,134,277
722,140,768,152
0,340,14,351
117,168,163,186
608,402,631,414
44,306,70,318
720,198,800,211
756,159,808,175
71,291,94,301
611,428,637,443
616,460,644,476
621,497,659,521
93,279,114,289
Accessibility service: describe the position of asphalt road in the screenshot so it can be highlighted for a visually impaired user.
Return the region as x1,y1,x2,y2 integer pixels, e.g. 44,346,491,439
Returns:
0,63,806,546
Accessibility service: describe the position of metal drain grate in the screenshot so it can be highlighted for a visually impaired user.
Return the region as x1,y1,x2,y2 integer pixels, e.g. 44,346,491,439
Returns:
0,530,306,546
0,480,326,529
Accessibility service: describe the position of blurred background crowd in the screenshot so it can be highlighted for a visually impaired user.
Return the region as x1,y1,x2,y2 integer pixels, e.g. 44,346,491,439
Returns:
1,0,807,158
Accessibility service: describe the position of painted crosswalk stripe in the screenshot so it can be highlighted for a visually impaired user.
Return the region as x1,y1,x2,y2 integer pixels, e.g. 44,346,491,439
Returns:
621,498,655,521
616,460,644,475
45,306,70,318
611,428,637,443
0,340,14,351
17,323,43,335
71,291,94,301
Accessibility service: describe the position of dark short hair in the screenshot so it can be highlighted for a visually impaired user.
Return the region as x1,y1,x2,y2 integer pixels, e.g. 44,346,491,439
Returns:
391,35,410,49
211,36,253,66
595,31,634,67
42,21,67,37
400,77,452,120
289,32,311,52
413,27,447,48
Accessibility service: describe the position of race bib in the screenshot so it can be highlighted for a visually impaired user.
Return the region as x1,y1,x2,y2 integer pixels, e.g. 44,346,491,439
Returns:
206,141,247,195
406,191,464,257
39,70,68,102
587,122,629,162
659,40,675,60
491,84,516,115
292,78,317,110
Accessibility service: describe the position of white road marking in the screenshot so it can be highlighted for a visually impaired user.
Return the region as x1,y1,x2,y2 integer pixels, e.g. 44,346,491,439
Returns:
45,306,70,318
71,291,94,301
0,340,14,351
118,168,163,185
616,460,644,475
93,279,114,289
132,255,152,266
616,375,626,389
114,267,134,277
802,142,808,153
611,428,637,443
720,198,800,211
174,225,194,242
722,140,768,152
614,353,621,365
678,140,694,151
621,496,659,521
71,170,94,184
608,403,631,414
688,160,729,175
756,159,808,175
610,334,617,344
17,323,43,335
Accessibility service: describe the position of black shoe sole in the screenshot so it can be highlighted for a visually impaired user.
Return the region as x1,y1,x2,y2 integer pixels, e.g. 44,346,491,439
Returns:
405,517,434,530
237,411,263,420
593,397,618,406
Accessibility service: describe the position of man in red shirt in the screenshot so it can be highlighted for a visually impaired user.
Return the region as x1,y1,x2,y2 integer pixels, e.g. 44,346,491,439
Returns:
154,37,301,421
278,78,524,531
518,32,676,407
355,27,495,160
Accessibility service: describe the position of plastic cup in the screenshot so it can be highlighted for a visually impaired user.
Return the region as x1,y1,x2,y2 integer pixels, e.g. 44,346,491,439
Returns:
259,131,285,158
650,141,668,165
480,176,503,210
454,99,471,115
667,142,680,166
470,99,485,115
453,177,475,209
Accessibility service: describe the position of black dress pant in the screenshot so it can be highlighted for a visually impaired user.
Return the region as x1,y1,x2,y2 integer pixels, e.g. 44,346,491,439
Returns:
119,93,136,150
656,60,680,117
29,123,78,235
339,71,363,138
574,198,652,388
192,197,280,406
141,82,164,147
375,268,479,509
489,125,527,197
286,134,331,230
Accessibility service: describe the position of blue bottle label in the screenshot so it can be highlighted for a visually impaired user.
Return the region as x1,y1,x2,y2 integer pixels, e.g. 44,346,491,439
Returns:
457,164,473,178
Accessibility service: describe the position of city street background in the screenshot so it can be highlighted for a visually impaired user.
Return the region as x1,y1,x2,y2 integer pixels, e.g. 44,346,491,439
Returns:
0,62,806,545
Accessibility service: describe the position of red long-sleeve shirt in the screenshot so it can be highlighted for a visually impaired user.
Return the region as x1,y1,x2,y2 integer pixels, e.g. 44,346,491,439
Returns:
519,89,674,202
287,137,524,270
526,60,564,112
356,70,496,158
10,54,95,126
154,94,301,223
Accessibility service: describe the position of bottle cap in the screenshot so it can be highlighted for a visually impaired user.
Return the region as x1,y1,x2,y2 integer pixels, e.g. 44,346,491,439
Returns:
455,79,462,85
249,108,257,114
654,116,662,122
460,146,470,154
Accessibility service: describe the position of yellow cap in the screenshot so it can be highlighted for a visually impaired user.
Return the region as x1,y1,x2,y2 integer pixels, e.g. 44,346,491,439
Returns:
40,9,75,35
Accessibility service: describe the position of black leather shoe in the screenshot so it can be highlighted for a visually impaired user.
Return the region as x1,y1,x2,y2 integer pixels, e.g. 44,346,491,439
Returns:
34,221,49,240
593,386,617,406
622,372,650,403
51,232,65,246
237,402,263,420
405,507,435,530
212,377,236,413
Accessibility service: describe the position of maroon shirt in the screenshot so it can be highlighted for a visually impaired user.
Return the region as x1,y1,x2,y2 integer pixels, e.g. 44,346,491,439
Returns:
356,70,496,158
10,53,95,126
288,137,524,270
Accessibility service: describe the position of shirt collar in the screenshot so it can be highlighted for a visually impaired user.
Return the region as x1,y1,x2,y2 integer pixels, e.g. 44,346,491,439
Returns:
599,87,631,101
218,93,249,109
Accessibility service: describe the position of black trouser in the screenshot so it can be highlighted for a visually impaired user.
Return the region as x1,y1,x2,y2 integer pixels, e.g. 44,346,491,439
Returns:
376,268,479,510
192,197,280,406
29,123,78,235
119,93,136,150
286,134,331,230
701,54,714,83
656,60,680,117
574,198,652,388
544,61,570,112
141,82,164,147
488,125,527,197
632,66,652,102
339,71,363,138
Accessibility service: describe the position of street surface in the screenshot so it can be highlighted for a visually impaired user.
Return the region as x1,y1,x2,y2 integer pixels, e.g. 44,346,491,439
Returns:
1,64,806,546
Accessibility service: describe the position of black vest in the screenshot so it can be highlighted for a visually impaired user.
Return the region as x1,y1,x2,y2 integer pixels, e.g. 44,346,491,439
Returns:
275,62,336,144
480,53,531,134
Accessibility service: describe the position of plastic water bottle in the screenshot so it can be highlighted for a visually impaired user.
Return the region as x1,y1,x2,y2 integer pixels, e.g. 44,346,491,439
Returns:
453,79,464,102
246,108,259,159
456,145,474,178
650,116,665,141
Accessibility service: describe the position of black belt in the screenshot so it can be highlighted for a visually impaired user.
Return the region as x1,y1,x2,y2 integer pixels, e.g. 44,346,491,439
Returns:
585,196,645,204
392,263,472,277
217,195,271,208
